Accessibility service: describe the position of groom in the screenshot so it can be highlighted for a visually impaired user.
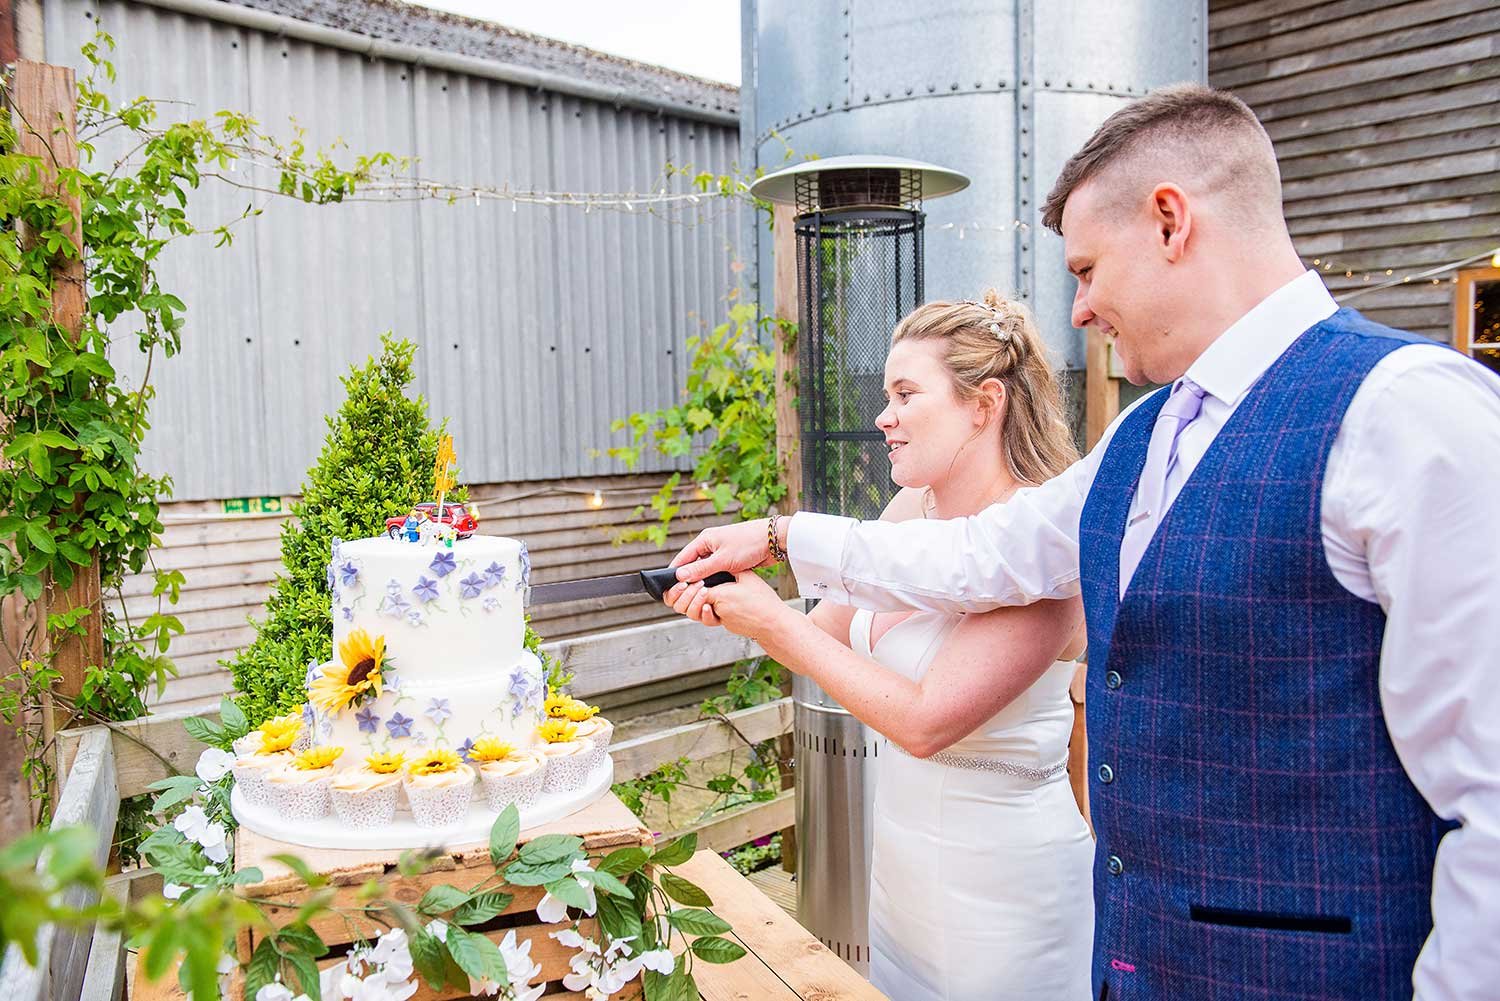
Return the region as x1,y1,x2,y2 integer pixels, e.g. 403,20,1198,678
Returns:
667,84,1500,1000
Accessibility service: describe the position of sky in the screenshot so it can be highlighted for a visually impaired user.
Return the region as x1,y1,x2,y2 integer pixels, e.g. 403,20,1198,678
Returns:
406,1,743,85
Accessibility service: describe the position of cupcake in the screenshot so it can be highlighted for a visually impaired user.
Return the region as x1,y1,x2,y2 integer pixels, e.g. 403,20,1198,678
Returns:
231,748,292,807
233,712,303,757
469,738,546,812
329,752,405,829
537,719,594,793
402,749,476,828
265,746,344,822
559,700,613,754
231,719,301,806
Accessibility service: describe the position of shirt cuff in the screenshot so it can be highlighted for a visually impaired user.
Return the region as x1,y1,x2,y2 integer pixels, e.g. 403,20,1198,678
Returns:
787,511,855,604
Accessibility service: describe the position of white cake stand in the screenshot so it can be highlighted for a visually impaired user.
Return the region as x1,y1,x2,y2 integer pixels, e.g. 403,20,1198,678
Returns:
231,756,615,850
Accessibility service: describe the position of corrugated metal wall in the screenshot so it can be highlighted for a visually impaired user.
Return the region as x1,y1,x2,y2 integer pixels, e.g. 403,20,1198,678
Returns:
45,0,744,499
1209,0,1500,342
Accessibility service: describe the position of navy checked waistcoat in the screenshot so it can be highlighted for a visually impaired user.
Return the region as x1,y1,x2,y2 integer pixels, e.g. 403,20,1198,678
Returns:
1080,310,1452,1001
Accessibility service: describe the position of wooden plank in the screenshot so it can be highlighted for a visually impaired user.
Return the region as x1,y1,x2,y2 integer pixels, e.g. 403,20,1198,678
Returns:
13,59,101,727
1272,103,1500,163
1264,78,1500,145
1084,326,1120,449
1295,212,1500,257
78,879,129,1001
1212,0,1476,71
667,789,796,854
611,698,793,781
675,851,886,1000
1214,7,1499,89
1230,35,1498,107
1281,150,1500,203
1207,0,1405,37
744,865,798,920
0,728,118,1001
1278,124,1500,184
1284,173,1500,222
1247,56,1500,125
552,614,769,699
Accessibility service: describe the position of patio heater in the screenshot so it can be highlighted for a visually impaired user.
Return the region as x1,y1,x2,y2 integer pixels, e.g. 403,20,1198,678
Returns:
749,155,968,974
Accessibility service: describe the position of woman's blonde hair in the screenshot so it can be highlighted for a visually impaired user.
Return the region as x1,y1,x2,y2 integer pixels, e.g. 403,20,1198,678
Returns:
891,290,1078,484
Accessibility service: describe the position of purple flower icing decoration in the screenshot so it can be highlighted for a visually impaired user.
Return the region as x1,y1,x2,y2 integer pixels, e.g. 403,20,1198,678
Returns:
325,562,337,593
482,562,507,589
385,673,402,692
356,707,380,734
341,605,353,622
337,559,360,588
482,596,499,614
457,738,476,763
331,536,344,558
302,703,316,726
405,609,424,628
458,573,486,600
508,665,535,703
411,575,440,604
429,551,457,578
386,712,414,739
517,543,531,591
379,593,411,618
385,577,403,595
304,661,321,686
425,698,453,726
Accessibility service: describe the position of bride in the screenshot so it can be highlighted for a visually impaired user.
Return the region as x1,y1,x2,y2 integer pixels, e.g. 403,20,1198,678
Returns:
669,292,1094,1000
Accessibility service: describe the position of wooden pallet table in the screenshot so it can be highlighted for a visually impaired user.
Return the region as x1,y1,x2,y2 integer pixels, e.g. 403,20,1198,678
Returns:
133,793,652,1000
675,851,887,1001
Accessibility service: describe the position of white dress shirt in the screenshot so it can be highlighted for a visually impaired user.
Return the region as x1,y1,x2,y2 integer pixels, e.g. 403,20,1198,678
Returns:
788,270,1500,1001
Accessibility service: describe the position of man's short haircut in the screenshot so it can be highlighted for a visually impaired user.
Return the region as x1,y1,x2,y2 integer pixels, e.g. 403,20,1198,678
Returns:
1040,83,1282,235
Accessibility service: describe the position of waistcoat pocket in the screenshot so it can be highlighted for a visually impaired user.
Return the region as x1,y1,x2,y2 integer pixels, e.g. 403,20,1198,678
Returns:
1190,905,1352,934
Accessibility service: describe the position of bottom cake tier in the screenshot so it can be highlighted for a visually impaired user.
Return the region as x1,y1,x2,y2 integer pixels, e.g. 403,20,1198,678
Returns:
230,752,614,850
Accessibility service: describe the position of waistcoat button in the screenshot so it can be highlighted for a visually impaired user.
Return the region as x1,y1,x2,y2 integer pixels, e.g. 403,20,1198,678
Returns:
1107,854,1124,876
1105,670,1122,689
1098,764,1115,784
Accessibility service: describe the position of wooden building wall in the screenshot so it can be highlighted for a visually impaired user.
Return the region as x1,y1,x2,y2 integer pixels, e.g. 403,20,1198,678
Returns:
125,474,736,713
1209,0,1500,341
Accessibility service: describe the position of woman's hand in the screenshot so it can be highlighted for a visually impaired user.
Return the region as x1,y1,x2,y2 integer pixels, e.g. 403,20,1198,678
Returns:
670,570,794,644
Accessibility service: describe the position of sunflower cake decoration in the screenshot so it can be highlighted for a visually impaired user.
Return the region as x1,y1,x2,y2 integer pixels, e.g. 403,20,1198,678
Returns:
309,628,388,714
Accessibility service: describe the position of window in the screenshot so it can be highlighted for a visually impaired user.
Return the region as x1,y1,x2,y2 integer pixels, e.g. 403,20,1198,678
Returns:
1454,265,1500,376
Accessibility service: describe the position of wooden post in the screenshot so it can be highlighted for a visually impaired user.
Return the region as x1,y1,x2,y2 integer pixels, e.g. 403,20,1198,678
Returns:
770,202,801,873
10,61,103,741
1084,326,1120,449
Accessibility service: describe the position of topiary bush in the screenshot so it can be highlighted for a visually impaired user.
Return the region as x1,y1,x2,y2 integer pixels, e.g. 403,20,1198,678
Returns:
226,333,466,724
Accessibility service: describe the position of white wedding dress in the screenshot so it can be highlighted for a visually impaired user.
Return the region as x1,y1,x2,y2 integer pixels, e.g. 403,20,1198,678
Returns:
854,608,1095,1001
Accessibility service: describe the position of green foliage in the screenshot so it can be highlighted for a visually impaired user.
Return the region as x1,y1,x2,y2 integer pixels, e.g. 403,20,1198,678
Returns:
0,31,411,824
223,334,468,725
601,301,789,545
723,833,782,876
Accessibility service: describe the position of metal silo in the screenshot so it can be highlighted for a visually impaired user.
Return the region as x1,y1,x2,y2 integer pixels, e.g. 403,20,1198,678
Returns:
743,0,1208,411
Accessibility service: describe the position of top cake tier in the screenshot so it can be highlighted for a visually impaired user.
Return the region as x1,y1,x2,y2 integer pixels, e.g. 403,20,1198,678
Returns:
328,534,529,676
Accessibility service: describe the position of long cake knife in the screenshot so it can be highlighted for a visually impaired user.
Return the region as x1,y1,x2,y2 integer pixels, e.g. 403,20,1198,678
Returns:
526,567,735,606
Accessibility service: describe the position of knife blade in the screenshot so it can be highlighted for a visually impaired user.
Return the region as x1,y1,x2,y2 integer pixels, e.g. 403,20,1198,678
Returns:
526,567,735,606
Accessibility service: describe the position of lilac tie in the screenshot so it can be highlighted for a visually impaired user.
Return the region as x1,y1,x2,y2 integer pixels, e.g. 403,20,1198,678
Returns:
1118,377,1207,592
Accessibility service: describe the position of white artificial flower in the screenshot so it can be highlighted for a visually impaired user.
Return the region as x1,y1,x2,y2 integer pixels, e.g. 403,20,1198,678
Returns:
203,832,231,865
498,929,545,1001
635,949,675,976
174,805,211,842
196,747,236,783
424,918,448,942
254,983,295,1001
537,861,599,924
162,882,188,900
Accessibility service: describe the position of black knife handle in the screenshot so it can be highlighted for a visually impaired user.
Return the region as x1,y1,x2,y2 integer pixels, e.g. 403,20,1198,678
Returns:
639,568,736,601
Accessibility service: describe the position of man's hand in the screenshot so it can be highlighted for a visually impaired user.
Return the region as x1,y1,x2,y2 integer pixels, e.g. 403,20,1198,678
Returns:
669,518,773,578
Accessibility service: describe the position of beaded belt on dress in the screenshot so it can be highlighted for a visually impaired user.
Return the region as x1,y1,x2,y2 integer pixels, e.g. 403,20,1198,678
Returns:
893,744,1068,782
